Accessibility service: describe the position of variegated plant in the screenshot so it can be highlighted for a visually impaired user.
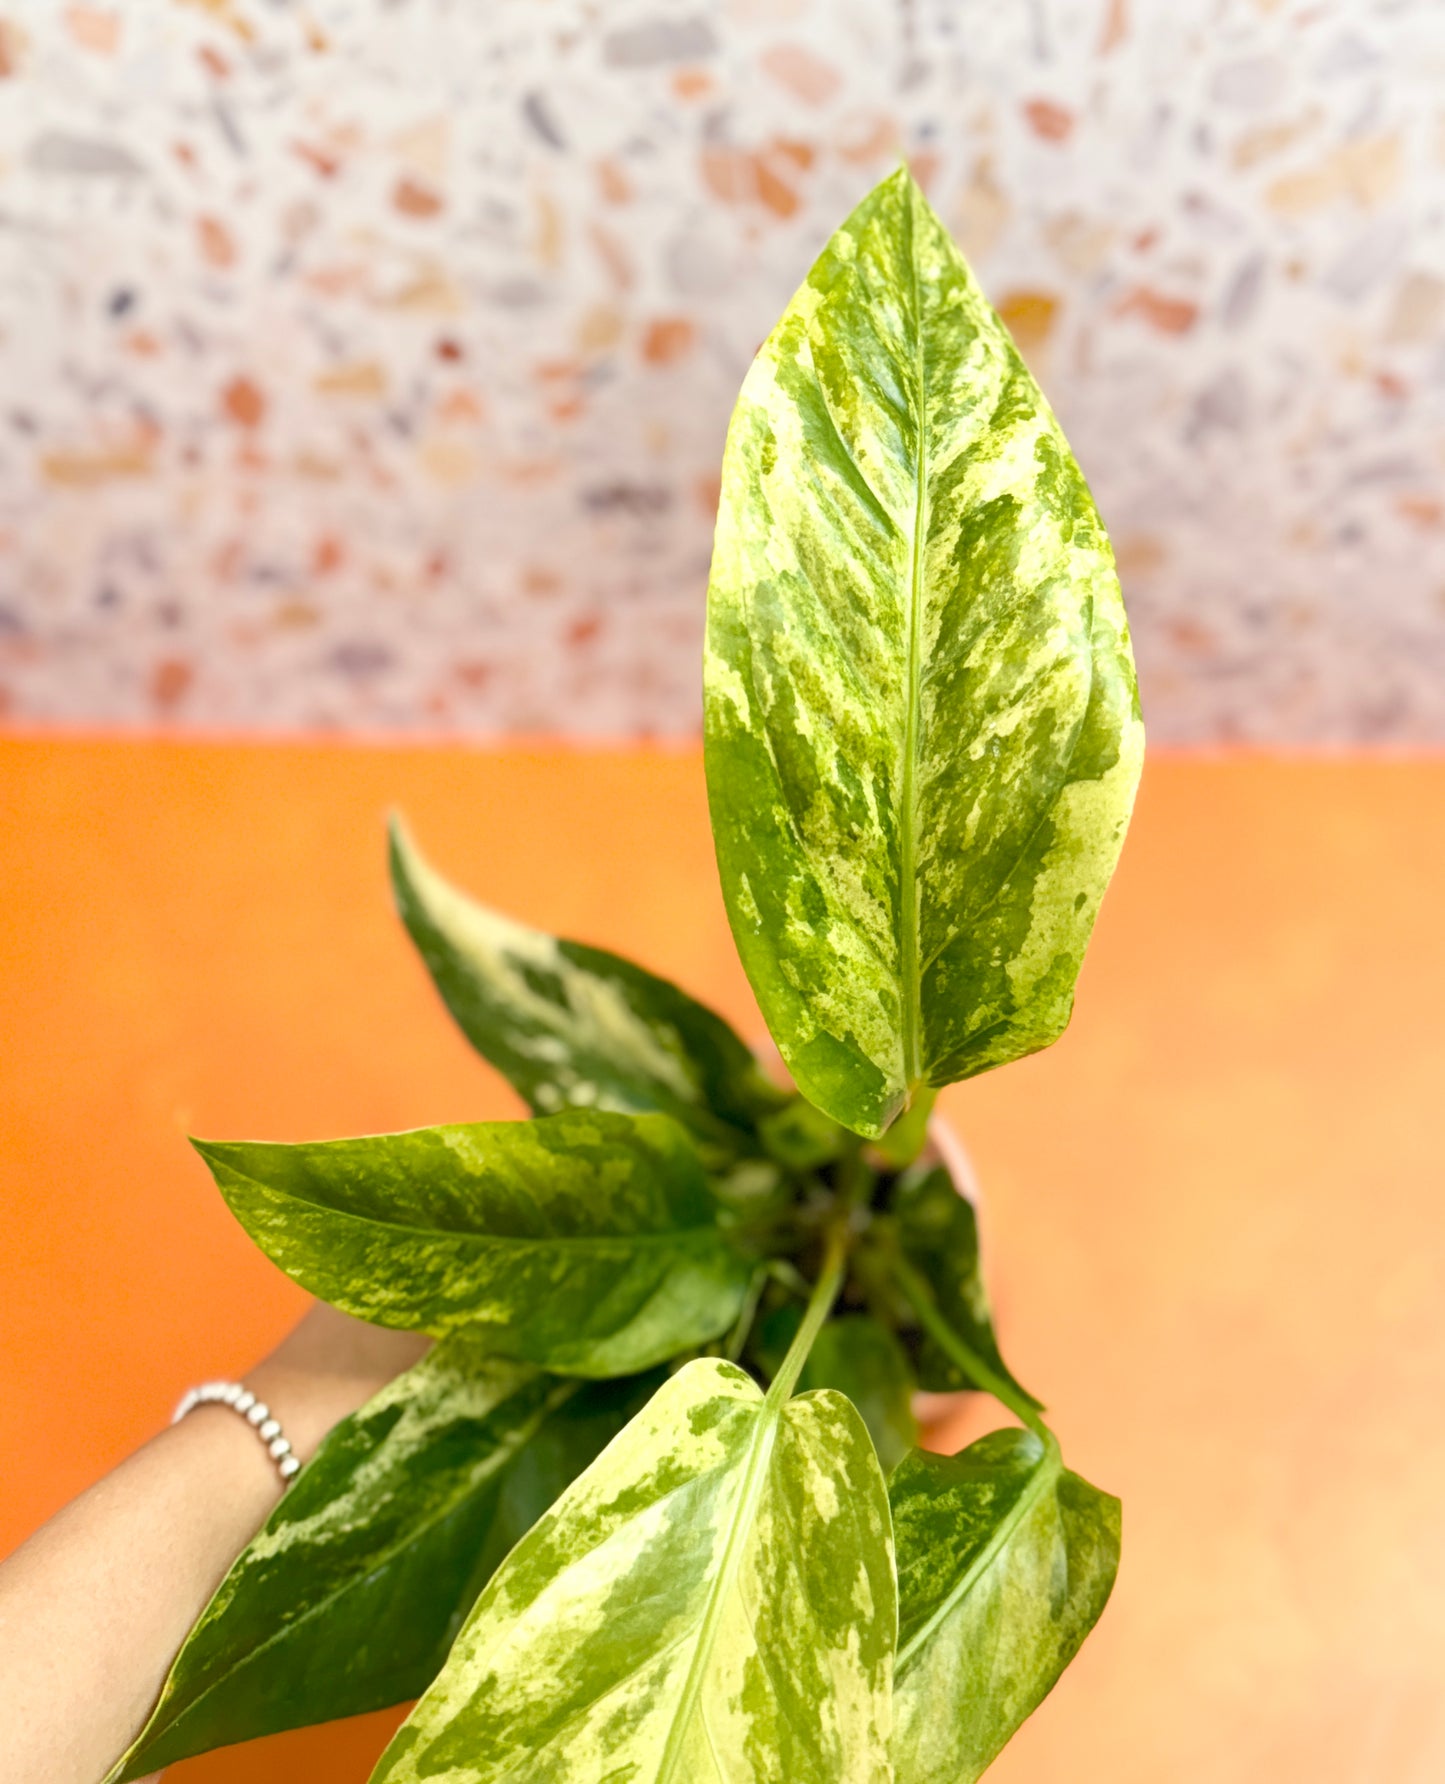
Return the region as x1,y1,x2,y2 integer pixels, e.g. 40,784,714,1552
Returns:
110,167,1141,1784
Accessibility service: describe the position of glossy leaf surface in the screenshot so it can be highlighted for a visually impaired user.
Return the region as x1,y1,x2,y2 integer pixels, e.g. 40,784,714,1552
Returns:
198,1109,750,1376
371,1358,896,1784
891,1158,1038,1406
111,1340,659,1781
890,1429,1120,1784
704,165,1143,1137
391,819,787,1165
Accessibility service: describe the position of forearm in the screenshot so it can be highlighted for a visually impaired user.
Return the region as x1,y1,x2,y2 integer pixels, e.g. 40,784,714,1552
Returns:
0,1308,428,1784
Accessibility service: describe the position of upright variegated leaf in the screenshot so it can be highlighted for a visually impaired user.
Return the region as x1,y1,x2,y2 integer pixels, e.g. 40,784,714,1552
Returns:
197,1110,750,1377
890,1430,1120,1784
890,1160,1038,1406
109,1341,658,1781
704,165,1143,1138
390,818,787,1166
370,1359,896,1784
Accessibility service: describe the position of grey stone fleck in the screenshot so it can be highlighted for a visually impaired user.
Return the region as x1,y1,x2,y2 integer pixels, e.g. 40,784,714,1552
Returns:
522,91,567,150
581,482,672,517
211,97,248,157
487,277,547,309
27,133,146,178
601,16,718,68
1187,369,1249,442
1209,56,1287,111
330,642,395,677
1221,252,1266,328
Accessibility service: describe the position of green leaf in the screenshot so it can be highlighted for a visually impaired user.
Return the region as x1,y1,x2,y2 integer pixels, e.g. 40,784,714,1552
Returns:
370,1358,896,1784
109,1339,658,1781
197,1109,751,1377
890,1430,1120,1783
804,1315,918,1472
890,1159,1039,1407
703,165,1143,1138
390,817,788,1165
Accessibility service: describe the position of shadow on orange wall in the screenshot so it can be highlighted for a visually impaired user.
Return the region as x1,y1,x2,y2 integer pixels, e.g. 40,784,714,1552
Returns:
2,740,1444,1782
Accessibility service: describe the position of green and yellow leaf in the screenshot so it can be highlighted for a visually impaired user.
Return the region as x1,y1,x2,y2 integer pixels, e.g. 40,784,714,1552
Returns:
197,1110,751,1377
890,1429,1120,1784
109,1339,658,1781
390,818,787,1167
371,1358,896,1784
704,165,1143,1138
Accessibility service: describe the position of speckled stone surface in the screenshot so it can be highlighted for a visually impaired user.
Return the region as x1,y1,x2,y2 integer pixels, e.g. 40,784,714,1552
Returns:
0,0,1441,740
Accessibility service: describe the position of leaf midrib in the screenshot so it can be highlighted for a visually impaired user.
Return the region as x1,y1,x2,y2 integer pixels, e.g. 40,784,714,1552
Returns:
895,1445,1061,1679
655,1394,782,1783
898,173,928,1095
217,1160,726,1253
118,1375,577,1780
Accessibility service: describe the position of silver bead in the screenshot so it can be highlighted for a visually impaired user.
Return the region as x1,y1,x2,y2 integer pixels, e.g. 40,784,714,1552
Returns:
268,1435,291,1459
246,1402,269,1426
234,1389,255,1413
278,1454,301,1480
259,1417,281,1441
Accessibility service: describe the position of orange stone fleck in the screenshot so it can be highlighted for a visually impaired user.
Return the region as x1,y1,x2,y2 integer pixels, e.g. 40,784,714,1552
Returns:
1116,285,1199,335
149,658,194,711
197,215,237,268
394,176,443,218
595,158,632,204
671,67,713,101
997,290,1060,355
222,375,267,428
641,318,697,366
754,158,800,219
1023,97,1075,142
311,535,346,576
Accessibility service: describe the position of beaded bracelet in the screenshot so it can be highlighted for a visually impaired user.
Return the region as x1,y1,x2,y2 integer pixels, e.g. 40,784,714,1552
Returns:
172,1380,302,1485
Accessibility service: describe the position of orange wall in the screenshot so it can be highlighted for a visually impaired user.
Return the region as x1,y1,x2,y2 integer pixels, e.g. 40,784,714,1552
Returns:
2,739,1443,1782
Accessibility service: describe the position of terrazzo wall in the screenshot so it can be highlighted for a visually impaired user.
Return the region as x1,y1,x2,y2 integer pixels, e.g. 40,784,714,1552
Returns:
0,0,1442,741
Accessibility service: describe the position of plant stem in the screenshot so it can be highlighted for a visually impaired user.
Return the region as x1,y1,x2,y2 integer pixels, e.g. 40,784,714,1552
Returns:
723,1264,771,1363
893,1254,1051,1441
765,1223,850,1408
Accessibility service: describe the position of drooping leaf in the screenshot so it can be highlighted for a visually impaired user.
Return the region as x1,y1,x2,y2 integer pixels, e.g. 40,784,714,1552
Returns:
370,1358,896,1784
703,165,1144,1138
889,1429,1120,1784
804,1315,919,1472
890,1158,1039,1407
197,1109,751,1377
109,1340,659,1781
390,818,788,1167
